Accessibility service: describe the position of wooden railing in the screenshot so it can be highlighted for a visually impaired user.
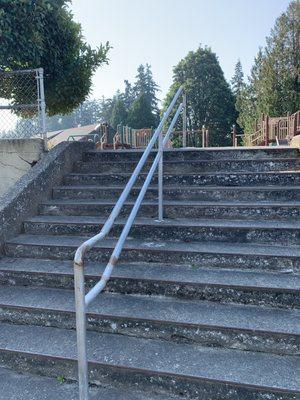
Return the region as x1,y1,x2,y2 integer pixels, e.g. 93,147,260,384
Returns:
244,111,300,146
110,126,209,149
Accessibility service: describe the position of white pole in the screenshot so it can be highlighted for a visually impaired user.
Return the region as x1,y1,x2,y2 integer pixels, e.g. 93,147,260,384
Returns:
158,128,163,221
38,68,47,150
74,263,89,400
182,93,187,147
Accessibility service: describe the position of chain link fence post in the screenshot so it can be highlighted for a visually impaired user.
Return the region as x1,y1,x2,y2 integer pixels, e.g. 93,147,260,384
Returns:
0,68,47,147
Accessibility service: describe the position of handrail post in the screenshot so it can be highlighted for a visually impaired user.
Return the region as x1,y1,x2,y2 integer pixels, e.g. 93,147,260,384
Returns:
37,68,47,151
182,92,187,147
202,125,206,148
232,124,237,147
74,262,89,400
158,128,163,221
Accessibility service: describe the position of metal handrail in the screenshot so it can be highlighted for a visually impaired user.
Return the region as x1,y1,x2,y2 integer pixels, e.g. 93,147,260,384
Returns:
74,86,185,400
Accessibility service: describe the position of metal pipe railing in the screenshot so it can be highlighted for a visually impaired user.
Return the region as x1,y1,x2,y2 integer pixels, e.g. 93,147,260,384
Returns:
74,86,185,400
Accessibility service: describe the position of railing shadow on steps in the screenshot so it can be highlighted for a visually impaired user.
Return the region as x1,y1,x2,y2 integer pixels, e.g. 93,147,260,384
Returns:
73,86,186,400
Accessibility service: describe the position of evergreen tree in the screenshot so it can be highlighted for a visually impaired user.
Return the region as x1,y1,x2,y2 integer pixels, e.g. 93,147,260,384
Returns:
133,64,160,120
123,80,135,110
164,46,237,146
238,1,300,134
231,60,244,97
127,93,157,129
110,97,128,128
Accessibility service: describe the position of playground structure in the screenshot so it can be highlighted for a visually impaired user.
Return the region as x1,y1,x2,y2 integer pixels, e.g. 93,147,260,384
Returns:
99,124,210,150
238,111,300,147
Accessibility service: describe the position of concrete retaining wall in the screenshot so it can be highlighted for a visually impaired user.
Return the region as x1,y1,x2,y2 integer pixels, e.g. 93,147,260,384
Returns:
0,141,94,253
0,139,45,197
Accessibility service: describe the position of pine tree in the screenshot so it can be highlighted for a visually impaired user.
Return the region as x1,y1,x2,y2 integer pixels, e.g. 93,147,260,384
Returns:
238,1,300,134
133,64,159,116
231,60,244,97
123,80,135,110
127,93,157,129
164,46,237,146
110,96,128,128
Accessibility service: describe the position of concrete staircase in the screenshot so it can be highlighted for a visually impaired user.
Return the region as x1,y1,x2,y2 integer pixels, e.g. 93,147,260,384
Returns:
0,147,299,399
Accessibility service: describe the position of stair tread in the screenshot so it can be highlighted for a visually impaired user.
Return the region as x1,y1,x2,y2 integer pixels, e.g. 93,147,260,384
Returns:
0,285,299,334
67,170,300,177
0,322,298,392
41,198,300,207
77,157,300,164
7,234,300,258
86,146,294,154
55,184,300,191
0,257,298,291
0,366,172,400
26,214,300,230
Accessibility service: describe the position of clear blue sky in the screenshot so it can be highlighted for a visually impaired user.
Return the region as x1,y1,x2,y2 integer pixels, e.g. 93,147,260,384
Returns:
70,0,290,101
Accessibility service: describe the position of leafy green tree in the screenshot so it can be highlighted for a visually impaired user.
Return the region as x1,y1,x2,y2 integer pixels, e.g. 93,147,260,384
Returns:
164,46,236,146
238,1,300,134
0,0,110,115
127,93,157,129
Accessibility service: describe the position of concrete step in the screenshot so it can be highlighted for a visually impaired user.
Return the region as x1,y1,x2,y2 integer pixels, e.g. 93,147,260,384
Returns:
24,215,300,246
0,322,298,399
0,366,179,400
53,184,300,202
5,234,300,272
0,258,298,308
38,199,300,221
0,285,298,355
64,170,300,187
73,158,300,174
83,147,299,162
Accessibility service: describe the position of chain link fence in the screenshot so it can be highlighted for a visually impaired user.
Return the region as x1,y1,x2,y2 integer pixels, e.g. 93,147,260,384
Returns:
0,68,46,141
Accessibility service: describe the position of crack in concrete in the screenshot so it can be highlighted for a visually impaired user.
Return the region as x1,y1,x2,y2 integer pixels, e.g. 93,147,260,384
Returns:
0,159,28,173
18,155,39,167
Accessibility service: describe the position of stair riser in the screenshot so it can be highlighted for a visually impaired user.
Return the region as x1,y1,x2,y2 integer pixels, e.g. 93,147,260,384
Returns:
5,243,300,272
83,148,299,162
23,221,300,246
0,307,297,356
64,172,300,187
0,351,298,400
1,271,297,309
53,187,300,202
73,159,300,174
38,203,300,221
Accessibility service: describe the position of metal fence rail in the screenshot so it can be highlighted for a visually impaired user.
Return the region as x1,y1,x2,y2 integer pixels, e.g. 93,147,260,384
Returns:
73,86,185,400
0,68,46,143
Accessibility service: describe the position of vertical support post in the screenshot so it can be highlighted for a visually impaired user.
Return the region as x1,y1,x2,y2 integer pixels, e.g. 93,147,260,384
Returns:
74,263,89,400
202,125,206,148
38,68,47,151
265,115,270,146
232,124,237,147
158,129,163,221
293,113,297,138
205,129,209,147
182,92,187,148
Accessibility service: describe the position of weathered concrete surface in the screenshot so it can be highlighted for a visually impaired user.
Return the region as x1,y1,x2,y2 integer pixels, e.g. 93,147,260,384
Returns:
0,141,94,252
0,322,298,400
0,257,298,309
1,147,300,399
0,285,298,355
0,366,176,400
5,234,300,272
0,139,44,196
